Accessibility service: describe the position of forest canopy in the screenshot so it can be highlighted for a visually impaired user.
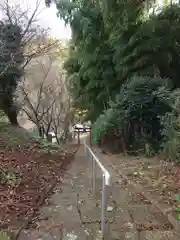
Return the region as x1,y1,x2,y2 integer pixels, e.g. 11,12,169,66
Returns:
45,0,180,160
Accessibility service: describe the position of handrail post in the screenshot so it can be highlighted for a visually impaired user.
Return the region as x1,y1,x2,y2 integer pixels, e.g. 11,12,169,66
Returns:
101,174,106,237
84,140,111,239
90,128,92,146
92,159,96,195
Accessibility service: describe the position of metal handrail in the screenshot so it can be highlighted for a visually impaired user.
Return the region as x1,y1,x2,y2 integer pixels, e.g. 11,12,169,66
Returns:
84,143,111,185
84,140,111,238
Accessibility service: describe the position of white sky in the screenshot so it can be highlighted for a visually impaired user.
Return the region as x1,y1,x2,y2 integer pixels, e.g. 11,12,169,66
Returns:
0,0,71,40
0,0,176,41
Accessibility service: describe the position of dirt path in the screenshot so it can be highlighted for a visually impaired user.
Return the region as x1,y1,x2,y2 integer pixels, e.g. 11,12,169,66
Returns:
18,143,179,240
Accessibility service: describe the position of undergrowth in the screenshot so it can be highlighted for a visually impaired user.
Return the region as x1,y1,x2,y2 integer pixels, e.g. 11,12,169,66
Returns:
0,121,62,154
0,230,10,240
0,122,34,150
33,136,62,154
0,169,21,187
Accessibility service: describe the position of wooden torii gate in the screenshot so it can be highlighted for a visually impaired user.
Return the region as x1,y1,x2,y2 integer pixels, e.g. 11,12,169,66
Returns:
73,125,91,145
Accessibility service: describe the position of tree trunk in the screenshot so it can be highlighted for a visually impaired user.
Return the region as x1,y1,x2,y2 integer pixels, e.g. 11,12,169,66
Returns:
3,104,19,126
47,133,52,142
38,126,44,137
119,135,127,156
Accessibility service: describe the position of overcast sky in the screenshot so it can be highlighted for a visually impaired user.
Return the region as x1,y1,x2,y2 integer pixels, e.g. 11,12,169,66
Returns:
0,0,71,40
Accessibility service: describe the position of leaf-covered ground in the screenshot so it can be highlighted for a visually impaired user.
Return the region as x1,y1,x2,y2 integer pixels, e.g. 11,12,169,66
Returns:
0,122,78,237
101,151,180,223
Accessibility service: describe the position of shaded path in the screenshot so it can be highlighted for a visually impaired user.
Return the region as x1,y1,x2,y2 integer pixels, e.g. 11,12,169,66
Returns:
19,144,178,240
19,146,103,239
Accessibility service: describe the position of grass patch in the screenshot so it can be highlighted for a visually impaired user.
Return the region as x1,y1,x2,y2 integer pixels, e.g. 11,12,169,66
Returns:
0,122,34,150
0,121,62,154
33,136,62,154
0,230,10,240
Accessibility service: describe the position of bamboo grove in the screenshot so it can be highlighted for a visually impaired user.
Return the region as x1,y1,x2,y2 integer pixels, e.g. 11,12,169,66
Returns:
50,0,180,160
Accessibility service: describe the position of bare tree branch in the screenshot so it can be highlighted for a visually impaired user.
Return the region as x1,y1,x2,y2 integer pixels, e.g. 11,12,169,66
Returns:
2,0,12,24
16,52,72,142
0,0,61,72
21,0,41,39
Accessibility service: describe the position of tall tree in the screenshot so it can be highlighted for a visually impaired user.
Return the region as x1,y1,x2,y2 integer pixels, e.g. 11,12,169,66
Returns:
0,0,59,125
47,0,180,118
49,0,118,121
0,22,23,125
121,4,180,87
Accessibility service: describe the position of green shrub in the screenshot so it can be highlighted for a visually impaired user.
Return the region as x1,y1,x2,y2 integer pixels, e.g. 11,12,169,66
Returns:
0,110,7,121
33,136,62,154
160,113,180,163
160,89,180,162
92,108,118,144
92,76,173,152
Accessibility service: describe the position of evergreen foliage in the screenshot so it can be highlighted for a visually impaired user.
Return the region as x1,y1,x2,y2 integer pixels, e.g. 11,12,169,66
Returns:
92,76,172,151
51,0,180,159
0,22,23,125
